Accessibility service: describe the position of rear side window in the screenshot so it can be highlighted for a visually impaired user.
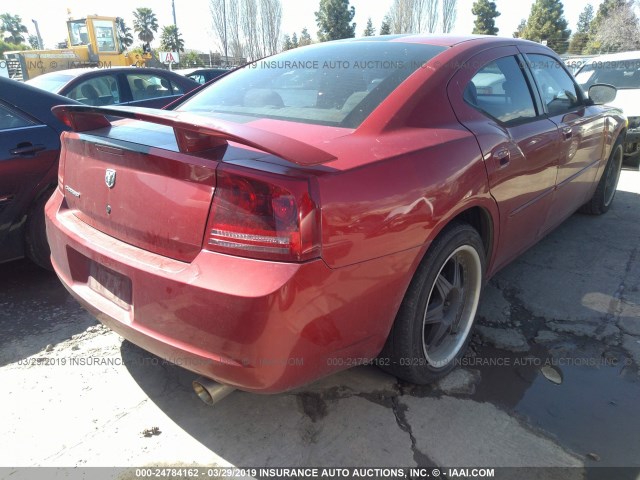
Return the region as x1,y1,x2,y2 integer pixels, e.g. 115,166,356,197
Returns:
526,54,583,116
464,56,537,124
67,75,120,106
177,42,446,128
0,103,34,130
127,74,178,101
188,73,206,84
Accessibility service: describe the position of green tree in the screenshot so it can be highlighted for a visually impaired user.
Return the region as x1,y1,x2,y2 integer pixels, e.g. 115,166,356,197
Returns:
363,17,375,36
567,4,593,54
283,34,293,50
299,27,312,46
0,13,28,44
315,0,356,42
291,32,299,48
520,0,571,53
380,15,391,35
590,0,626,33
133,7,159,49
116,17,134,52
591,1,640,53
0,39,28,57
471,0,500,35
585,0,629,53
182,50,204,67
577,4,594,33
28,34,39,49
159,25,185,52
513,19,526,38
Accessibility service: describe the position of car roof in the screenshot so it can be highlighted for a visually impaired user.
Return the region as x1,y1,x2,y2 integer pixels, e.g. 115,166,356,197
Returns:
0,76,80,131
36,66,187,79
342,34,546,49
173,68,199,75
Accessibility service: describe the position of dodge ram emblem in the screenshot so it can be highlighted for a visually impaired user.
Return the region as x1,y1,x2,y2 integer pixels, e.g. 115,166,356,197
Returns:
105,169,116,189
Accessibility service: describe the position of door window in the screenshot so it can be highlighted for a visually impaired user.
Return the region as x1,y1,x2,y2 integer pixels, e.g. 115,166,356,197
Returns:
0,104,33,130
68,75,120,106
127,74,179,101
464,56,537,124
526,54,583,116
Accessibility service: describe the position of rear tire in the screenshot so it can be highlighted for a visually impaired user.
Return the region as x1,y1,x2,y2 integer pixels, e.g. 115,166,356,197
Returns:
581,138,623,215
380,222,485,384
25,188,54,270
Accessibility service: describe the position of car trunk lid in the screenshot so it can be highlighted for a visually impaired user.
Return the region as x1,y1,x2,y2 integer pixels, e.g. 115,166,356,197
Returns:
53,105,337,263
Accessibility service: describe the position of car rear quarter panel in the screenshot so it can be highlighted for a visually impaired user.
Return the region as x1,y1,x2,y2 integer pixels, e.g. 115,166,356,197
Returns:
318,44,500,272
318,127,495,270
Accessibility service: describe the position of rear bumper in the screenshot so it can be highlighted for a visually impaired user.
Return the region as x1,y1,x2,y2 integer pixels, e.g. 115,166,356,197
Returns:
45,189,418,393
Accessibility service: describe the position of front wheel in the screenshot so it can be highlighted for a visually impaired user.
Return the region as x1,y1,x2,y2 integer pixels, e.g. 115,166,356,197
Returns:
581,138,624,215
380,222,485,384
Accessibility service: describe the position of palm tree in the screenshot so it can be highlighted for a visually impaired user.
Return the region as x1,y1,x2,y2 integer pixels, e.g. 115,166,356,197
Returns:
116,17,134,52
132,7,159,50
0,13,28,44
159,25,185,52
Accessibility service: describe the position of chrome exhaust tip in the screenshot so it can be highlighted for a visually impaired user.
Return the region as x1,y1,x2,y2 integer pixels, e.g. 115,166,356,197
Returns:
192,377,235,406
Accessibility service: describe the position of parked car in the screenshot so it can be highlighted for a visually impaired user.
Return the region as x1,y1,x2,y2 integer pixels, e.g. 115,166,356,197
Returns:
174,67,230,84
46,36,625,394
0,77,79,268
575,51,640,168
26,67,199,109
562,55,596,74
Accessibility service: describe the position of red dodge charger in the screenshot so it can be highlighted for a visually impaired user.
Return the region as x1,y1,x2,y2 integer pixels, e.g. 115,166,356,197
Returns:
46,35,626,394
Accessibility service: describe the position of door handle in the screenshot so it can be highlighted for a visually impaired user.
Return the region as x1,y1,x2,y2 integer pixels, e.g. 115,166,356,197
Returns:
562,126,573,140
9,143,46,156
494,148,510,167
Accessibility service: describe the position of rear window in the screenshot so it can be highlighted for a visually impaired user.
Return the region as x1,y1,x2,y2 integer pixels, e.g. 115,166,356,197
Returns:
177,42,446,128
575,58,640,90
26,73,75,93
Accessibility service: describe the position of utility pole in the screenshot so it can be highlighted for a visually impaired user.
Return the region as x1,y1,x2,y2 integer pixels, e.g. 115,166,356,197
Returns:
32,19,43,49
172,0,177,26
172,0,179,62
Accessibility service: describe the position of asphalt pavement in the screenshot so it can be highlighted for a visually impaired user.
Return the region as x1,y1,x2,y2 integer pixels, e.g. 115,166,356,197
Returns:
0,169,638,478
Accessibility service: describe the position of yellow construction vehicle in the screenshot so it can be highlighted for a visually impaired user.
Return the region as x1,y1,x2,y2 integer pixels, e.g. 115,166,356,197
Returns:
4,15,148,81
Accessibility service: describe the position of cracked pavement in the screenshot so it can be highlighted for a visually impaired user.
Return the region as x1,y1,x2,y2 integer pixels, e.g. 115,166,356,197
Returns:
0,169,639,475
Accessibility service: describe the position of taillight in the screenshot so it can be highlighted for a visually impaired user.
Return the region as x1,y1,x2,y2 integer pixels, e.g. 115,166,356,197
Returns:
57,133,68,192
204,166,321,262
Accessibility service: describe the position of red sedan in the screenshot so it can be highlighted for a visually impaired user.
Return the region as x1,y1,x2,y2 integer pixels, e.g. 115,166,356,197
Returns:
46,35,625,394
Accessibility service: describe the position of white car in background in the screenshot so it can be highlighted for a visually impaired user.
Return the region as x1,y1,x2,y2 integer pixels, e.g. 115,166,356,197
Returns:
563,55,596,74
575,51,640,168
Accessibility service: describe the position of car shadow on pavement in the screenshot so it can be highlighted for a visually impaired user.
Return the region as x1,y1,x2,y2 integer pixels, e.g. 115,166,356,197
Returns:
119,337,422,467
0,259,98,367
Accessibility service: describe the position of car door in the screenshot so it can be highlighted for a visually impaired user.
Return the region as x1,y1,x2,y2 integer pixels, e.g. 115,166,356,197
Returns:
448,46,562,271
0,102,60,260
520,50,607,231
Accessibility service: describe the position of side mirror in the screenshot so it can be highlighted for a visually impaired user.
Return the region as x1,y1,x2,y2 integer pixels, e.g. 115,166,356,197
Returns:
588,84,617,105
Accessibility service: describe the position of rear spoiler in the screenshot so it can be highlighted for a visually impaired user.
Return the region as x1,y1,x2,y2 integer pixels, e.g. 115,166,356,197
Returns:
51,105,337,167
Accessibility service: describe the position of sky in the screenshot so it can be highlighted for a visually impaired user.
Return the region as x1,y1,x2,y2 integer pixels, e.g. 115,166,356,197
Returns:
7,0,601,52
